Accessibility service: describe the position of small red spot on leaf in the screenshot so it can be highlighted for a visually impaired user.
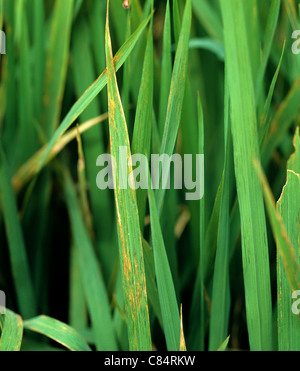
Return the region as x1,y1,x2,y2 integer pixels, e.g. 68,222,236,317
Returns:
123,0,130,10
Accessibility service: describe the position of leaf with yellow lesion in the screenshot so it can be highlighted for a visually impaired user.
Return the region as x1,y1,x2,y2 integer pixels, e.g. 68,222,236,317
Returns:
105,0,151,351
276,128,300,351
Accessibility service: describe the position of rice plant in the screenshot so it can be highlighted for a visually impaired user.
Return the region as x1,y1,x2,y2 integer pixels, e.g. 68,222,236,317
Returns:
0,0,299,352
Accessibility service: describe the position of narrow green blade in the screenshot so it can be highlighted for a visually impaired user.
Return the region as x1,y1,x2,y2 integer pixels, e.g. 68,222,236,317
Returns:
13,114,107,193
131,5,153,231
217,336,230,352
24,316,91,352
220,0,273,350
43,0,74,137
37,10,153,175
148,184,180,351
277,129,300,351
158,0,172,137
64,171,117,351
209,80,231,351
156,0,192,215
192,0,223,40
255,159,300,296
0,309,23,351
105,0,151,351
0,144,36,319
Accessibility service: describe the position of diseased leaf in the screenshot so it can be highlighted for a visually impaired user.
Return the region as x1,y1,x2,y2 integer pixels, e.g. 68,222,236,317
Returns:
37,10,153,175
105,0,152,351
217,336,230,352
0,309,23,351
24,316,91,352
255,159,300,294
276,128,300,351
13,114,108,192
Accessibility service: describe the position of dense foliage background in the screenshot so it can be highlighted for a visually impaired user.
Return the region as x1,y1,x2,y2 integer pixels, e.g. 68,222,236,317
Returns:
0,0,299,351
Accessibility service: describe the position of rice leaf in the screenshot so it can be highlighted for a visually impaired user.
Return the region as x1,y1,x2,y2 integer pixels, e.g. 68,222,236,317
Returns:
254,159,300,293
198,94,205,351
105,0,152,351
188,38,225,61
220,0,273,350
75,128,94,238
217,335,230,351
156,0,192,215
158,0,172,137
0,309,23,351
23,316,92,352
43,0,74,137
64,170,117,351
32,0,45,121
180,305,187,351
209,79,231,351
277,128,300,351
69,246,87,332
277,170,300,350
13,114,108,192
0,144,36,319
148,184,180,351
37,10,153,175
131,5,153,231
263,76,300,166
192,0,223,41
17,10,36,164
72,18,114,275
283,0,299,30
142,238,163,328
255,0,281,99
259,42,286,147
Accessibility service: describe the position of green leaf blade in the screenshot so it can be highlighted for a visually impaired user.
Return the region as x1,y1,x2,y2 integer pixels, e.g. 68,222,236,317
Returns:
105,1,152,351
64,171,117,351
0,309,23,351
220,0,273,350
148,185,180,351
24,316,91,352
